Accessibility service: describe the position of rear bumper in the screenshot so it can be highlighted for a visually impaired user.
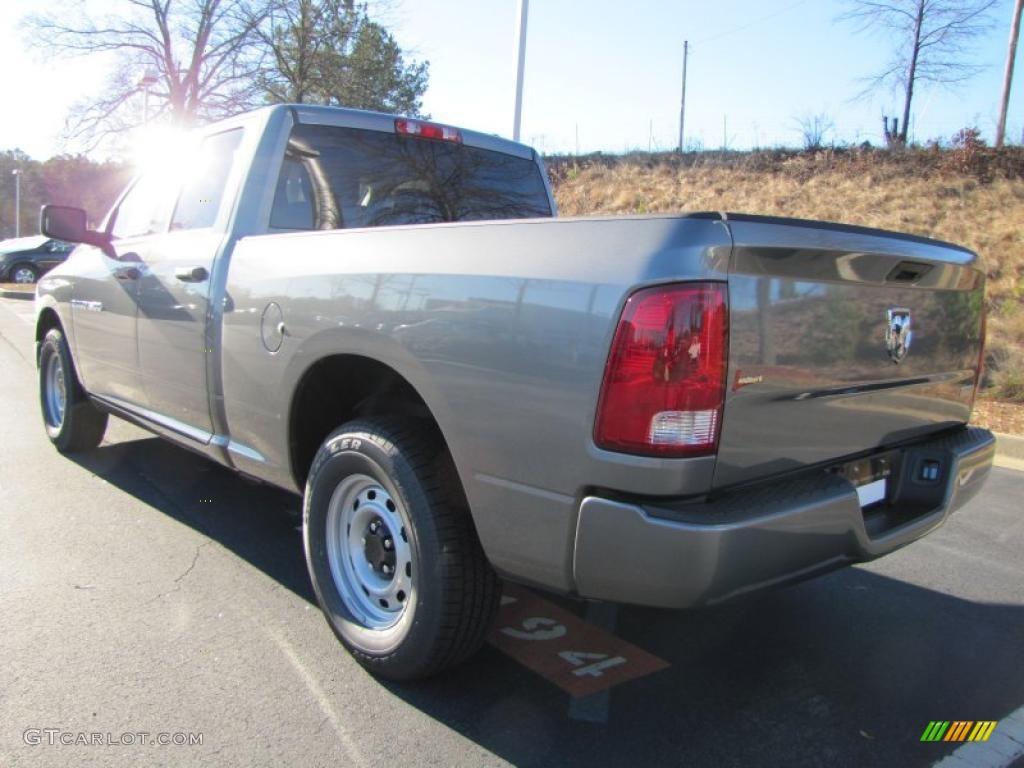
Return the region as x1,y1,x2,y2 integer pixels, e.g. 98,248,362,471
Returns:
572,426,995,609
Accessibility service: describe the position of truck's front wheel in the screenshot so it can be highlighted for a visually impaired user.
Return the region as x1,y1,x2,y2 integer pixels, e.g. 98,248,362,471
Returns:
38,328,107,453
303,419,500,680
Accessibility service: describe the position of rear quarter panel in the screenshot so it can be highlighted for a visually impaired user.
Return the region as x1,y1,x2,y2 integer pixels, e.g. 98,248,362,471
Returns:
222,215,730,590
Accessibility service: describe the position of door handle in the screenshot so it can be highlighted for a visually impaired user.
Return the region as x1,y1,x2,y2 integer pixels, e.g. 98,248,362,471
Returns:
175,265,209,282
114,267,140,280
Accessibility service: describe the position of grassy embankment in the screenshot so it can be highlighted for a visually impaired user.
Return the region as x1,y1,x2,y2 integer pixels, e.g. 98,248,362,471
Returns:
548,146,1024,403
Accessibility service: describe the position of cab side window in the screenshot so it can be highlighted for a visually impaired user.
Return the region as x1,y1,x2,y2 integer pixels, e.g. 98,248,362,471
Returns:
170,128,244,231
110,173,175,240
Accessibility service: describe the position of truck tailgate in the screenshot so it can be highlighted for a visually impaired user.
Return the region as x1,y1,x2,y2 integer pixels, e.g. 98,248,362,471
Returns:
715,214,985,489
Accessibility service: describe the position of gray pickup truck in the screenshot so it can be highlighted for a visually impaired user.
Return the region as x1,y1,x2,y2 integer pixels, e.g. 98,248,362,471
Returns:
35,104,994,680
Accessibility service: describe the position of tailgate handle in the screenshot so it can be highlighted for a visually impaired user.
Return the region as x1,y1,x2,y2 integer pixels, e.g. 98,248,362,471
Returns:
886,261,932,283
175,265,209,283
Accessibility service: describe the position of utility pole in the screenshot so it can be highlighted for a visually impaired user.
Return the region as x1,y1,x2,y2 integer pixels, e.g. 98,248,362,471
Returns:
11,169,20,239
512,0,529,142
997,0,1024,147
678,40,689,152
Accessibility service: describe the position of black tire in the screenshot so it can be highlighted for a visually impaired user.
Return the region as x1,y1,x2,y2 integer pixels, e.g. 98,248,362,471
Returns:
9,263,39,284
303,418,500,680
38,328,107,453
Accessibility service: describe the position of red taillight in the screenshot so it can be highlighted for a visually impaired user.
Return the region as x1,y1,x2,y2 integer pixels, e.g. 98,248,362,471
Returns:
594,282,729,458
394,118,462,143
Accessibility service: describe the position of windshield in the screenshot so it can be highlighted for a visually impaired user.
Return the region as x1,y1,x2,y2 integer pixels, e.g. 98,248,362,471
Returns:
269,123,552,231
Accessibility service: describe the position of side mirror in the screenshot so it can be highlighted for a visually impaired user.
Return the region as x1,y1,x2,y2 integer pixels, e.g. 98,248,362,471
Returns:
40,205,110,249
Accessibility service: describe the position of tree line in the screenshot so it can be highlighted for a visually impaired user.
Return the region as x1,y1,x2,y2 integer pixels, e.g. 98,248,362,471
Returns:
1,151,131,240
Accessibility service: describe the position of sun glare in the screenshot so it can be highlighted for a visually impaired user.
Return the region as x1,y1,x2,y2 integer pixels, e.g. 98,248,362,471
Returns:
129,124,202,179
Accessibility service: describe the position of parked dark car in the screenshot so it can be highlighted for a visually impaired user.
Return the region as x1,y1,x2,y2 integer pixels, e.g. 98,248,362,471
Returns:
0,236,75,284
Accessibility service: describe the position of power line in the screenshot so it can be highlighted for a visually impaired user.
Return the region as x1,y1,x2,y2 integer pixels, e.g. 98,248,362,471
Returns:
693,0,809,46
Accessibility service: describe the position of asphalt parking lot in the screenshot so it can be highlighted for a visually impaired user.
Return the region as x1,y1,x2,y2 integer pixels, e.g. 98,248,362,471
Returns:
1,295,1022,768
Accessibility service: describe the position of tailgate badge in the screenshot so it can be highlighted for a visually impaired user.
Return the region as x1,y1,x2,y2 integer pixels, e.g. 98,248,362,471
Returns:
885,308,912,363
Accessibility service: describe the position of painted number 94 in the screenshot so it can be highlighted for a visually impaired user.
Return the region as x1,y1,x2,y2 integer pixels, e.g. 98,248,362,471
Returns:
500,617,626,678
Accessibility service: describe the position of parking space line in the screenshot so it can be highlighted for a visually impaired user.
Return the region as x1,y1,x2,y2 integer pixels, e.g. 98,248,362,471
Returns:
267,627,368,766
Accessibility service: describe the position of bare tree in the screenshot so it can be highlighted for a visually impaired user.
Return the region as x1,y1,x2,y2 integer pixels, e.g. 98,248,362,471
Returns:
839,0,997,146
793,112,835,150
23,0,272,149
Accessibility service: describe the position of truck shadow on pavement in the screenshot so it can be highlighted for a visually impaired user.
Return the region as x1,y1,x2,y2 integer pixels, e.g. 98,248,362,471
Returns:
68,435,1024,768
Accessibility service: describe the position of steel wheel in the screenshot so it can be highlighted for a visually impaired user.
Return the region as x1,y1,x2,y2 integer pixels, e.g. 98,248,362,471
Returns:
325,473,414,630
38,327,107,453
12,265,37,284
43,351,67,429
304,419,500,679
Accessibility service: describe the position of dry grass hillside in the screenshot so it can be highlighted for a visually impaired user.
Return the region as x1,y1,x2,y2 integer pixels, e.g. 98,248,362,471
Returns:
548,146,1024,403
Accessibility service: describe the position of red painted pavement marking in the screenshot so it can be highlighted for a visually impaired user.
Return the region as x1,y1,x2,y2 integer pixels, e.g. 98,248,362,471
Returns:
488,583,669,698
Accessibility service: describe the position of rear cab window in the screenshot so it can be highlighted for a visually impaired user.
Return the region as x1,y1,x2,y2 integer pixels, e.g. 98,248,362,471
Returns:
269,124,552,231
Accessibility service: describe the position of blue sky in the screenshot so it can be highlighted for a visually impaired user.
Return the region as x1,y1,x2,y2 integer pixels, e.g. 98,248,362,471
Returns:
388,0,1021,153
0,0,1020,158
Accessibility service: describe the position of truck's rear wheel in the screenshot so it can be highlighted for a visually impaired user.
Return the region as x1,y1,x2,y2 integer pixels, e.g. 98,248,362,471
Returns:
303,419,500,680
38,328,107,453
